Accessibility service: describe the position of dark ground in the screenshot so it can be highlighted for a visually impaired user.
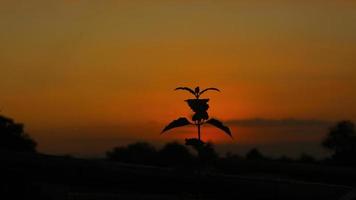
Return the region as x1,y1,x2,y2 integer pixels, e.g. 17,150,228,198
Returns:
1,151,355,200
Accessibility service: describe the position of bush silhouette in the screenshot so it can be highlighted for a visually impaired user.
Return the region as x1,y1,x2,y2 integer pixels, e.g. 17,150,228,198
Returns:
245,148,266,160
106,141,221,167
322,120,356,165
185,139,218,165
199,142,219,164
106,142,157,165
0,115,36,153
158,142,194,166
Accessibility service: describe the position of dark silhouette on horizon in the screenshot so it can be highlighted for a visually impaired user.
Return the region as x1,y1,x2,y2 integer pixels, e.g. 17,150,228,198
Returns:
106,141,218,168
106,142,157,165
158,142,195,166
322,120,356,166
2,114,356,199
246,148,267,161
0,115,36,153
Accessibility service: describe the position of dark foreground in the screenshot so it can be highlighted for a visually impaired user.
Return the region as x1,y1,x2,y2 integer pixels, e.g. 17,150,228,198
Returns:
1,151,355,200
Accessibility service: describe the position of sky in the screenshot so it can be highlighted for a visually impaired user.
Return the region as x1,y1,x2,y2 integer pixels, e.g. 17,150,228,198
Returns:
1,0,356,158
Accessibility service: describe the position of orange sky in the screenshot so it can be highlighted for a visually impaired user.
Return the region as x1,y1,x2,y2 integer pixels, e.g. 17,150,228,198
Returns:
1,1,356,157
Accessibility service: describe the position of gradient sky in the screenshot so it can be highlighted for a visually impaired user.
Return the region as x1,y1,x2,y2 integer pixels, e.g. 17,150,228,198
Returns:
1,1,356,157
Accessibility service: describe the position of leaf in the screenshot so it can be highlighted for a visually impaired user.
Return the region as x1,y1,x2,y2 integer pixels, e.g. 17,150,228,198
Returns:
185,99,209,112
162,117,192,133
199,87,220,96
175,87,196,96
206,118,232,138
194,87,200,94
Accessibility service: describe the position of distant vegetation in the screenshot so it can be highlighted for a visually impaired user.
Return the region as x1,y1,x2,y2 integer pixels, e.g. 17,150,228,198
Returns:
1,114,356,168
106,141,319,167
107,120,356,168
106,141,219,168
322,120,356,166
0,115,36,153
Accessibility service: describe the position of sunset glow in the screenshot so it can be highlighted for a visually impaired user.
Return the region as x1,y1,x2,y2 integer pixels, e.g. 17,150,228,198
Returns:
1,0,356,157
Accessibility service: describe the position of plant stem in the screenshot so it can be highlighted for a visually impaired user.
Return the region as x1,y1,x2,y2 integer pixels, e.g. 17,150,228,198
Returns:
197,122,201,141
197,121,202,200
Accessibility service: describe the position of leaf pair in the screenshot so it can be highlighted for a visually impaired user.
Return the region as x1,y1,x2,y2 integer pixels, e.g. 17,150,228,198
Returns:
162,117,232,138
175,87,220,98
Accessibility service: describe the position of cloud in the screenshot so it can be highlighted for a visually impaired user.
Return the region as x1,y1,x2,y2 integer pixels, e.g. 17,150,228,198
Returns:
226,118,332,127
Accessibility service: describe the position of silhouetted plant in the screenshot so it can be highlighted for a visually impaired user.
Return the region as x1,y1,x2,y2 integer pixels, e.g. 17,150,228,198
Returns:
322,120,356,165
162,86,232,142
161,86,232,171
0,115,36,153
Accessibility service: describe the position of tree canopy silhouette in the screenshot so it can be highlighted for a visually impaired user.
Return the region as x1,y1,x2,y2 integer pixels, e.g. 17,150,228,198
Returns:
0,115,36,153
322,120,356,165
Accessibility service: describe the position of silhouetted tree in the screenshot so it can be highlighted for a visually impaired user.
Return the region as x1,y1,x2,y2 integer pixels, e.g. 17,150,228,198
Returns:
322,121,356,165
158,142,194,166
0,115,36,152
106,142,157,165
245,148,266,160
